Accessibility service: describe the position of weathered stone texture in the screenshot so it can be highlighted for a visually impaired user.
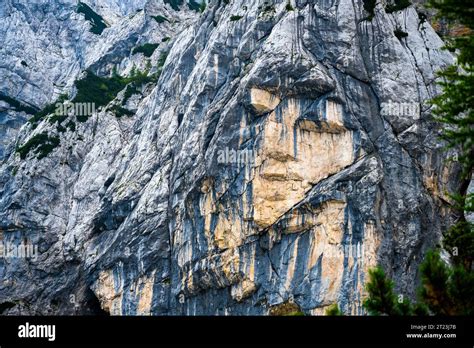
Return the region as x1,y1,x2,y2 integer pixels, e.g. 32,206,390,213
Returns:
0,0,464,315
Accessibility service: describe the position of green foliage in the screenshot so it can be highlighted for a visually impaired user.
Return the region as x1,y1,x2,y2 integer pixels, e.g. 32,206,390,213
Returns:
396,298,415,315
157,51,169,68
269,301,304,316
65,120,76,132
325,304,343,316
0,93,38,115
386,0,411,13
418,11,428,25
260,4,275,15
419,251,474,315
199,0,207,13
29,94,68,126
364,247,473,316
363,267,399,315
286,1,294,11
56,123,66,133
48,112,67,125
444,220,474,267
162,37,171,42
418,251,452,314
76,2,108,35
363,0,474,318
187,0,200,11
164,0,183,11
394,27,409,39
413,303,429,316
152,15,170,24
431,63,474,174
121,63,158,106
76,115,88,123
72,71,126,110
429,0,474,176
363,266,429,315
132,43,159,57
122,85,139,105
428,0,474,289
230,15,243,21
363,0,377,20
429,0,474,29
187,0,203,12
442,192,474,269
16,132,60,160
448,265,474,315
156,0,206,12
426,0,474,316
72,66,157,120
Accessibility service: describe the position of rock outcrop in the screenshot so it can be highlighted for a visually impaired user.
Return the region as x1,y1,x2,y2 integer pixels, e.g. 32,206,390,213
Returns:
0,0,465,315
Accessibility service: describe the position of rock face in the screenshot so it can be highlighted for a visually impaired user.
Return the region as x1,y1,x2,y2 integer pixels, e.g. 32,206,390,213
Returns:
0,0,465,315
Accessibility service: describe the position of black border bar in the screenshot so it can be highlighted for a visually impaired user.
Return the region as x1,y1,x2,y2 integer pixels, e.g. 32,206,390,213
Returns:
0,316,472,346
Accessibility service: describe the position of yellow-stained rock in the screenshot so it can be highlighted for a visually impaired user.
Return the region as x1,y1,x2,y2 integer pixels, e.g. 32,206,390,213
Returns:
92,269,156,316
135,272,155,316
305,201,347,303
213,209,243,250
91,269,123,315
250,88,281,115
253,100,354,228
221,247,240,281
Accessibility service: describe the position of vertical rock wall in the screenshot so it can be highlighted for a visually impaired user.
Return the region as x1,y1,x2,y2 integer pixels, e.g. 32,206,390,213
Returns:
0,0,465,315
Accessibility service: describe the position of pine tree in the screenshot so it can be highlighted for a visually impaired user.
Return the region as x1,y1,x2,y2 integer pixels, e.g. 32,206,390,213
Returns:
418,250,474,315
363,265,432,315
426,0,474,315
418,251,454,315
325,304,343,316
363,0,473,316
442,193,474,270
429,0,473,175
363,267,398,315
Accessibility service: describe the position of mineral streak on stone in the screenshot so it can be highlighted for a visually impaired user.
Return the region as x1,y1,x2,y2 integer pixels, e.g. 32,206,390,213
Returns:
0,0,465,316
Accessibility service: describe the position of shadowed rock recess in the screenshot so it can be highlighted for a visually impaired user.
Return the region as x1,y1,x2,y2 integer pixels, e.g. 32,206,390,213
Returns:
0,0,464,315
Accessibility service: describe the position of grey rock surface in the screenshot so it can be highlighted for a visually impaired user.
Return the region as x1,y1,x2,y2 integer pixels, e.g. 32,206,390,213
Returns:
0,0,466,315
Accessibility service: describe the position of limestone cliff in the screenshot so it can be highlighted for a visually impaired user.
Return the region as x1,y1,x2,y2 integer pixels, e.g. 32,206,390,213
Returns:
0,0,465,315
